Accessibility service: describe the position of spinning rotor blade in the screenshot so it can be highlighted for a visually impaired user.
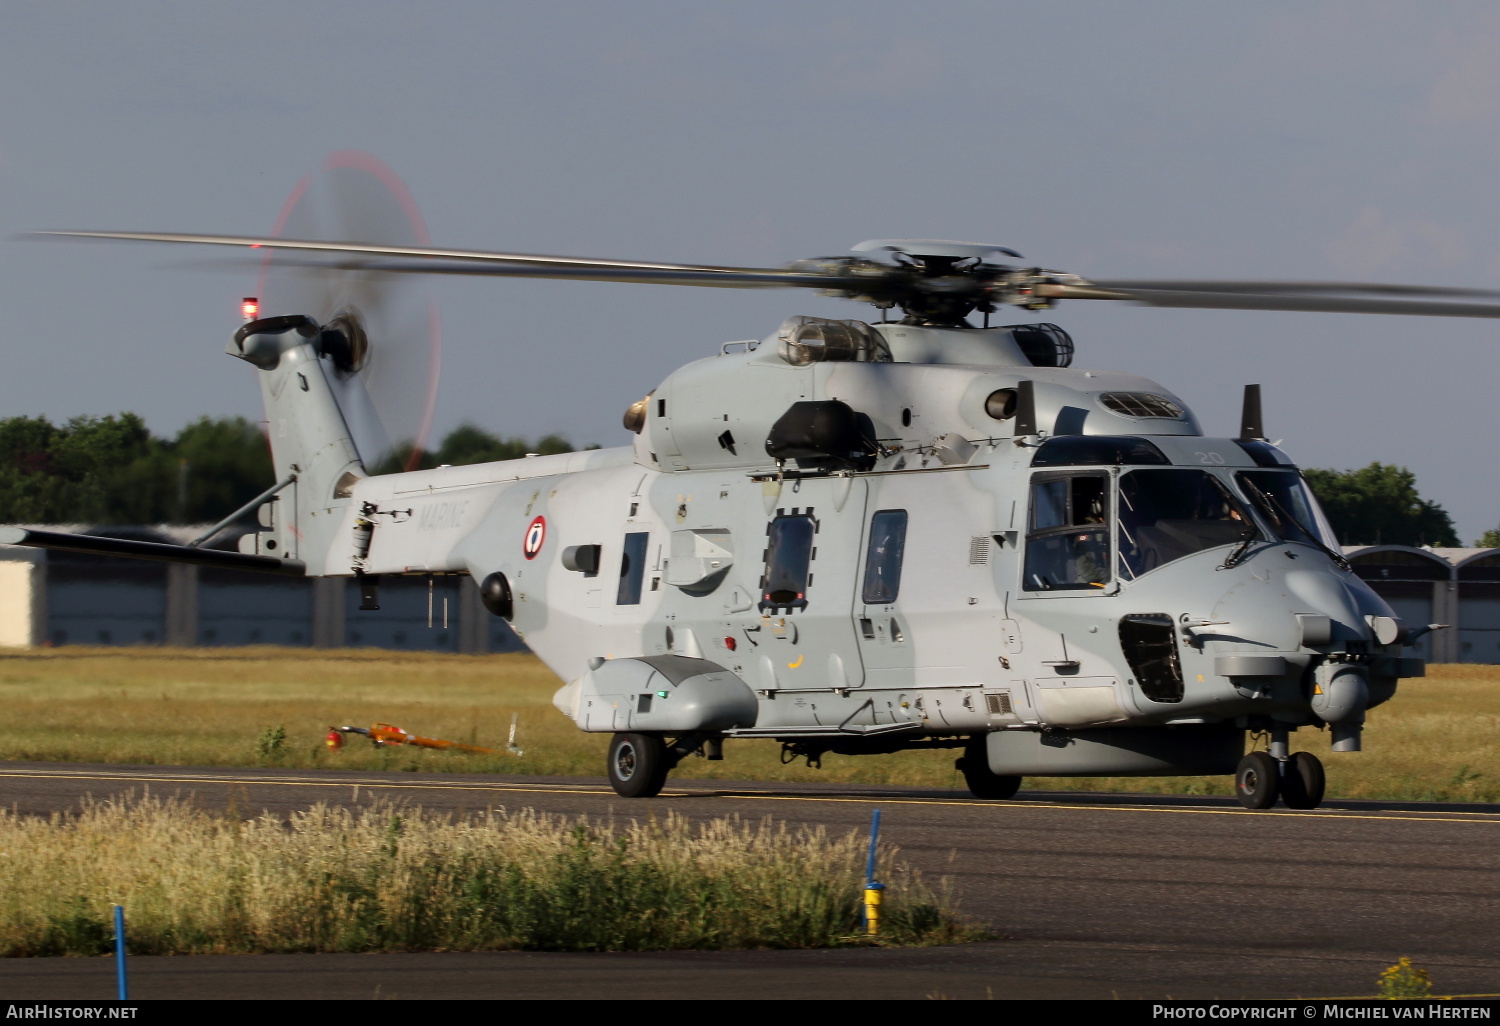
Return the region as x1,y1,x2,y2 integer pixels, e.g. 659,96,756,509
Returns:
1040,280,1500,319
247,256,863,290
35,229,849,286
1091,280,1500,299
41,223,1500,322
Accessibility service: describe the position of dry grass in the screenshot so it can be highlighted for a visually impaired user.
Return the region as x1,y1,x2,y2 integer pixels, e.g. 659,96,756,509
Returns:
0,796,977,955
0,648,1495,801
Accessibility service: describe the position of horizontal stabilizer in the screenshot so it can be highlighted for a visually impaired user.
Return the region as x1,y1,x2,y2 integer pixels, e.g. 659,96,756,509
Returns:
0,527,306,577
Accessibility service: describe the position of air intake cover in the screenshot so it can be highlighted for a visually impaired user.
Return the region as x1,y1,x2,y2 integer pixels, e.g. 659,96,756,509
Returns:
1100,392,1184,419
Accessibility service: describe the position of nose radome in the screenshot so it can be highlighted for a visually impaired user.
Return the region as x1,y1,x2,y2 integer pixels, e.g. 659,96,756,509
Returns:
1283,569,1363,638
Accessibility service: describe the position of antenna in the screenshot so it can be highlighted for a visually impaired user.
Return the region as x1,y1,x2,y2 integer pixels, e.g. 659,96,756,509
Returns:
1238,384,1263,441
1015,380,1038,436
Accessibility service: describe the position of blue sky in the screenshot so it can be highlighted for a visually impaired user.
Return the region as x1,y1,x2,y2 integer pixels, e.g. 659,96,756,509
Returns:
4,1,1500,538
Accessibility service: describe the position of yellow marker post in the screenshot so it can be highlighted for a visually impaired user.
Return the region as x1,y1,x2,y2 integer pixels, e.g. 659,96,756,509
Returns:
863,883,884,936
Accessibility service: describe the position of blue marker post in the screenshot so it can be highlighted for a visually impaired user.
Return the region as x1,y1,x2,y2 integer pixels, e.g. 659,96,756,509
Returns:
862,809,885,936
112,904,127,1000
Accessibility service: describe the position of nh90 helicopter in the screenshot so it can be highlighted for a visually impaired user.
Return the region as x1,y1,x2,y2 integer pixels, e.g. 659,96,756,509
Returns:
20,184,1500,810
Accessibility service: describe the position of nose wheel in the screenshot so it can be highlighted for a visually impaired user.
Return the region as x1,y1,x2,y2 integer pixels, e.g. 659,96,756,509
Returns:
1234,751,1280,809
1234,749,1326,810
1279,751,1326,809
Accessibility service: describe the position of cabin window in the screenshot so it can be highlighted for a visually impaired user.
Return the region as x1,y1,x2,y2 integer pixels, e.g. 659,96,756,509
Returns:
1117,469,1250,579
1024,473,1110,591
760,514,815,611
862,509,908,605
616,531,650,604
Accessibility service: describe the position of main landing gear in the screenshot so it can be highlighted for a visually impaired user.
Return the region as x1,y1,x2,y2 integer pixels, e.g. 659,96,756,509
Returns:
956,736,1023,800
1234,732,1326,810
606,732,723,797
607,733,670,797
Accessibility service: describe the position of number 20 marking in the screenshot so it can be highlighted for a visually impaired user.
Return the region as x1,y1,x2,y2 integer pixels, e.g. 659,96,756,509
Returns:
1195,451,1225,464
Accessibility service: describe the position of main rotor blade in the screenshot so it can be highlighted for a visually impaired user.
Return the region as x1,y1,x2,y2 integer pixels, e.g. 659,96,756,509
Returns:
48,228,1500,317
1042,283,1500,318
261,256,869,290
1093,280,1500,300
33,229,823,281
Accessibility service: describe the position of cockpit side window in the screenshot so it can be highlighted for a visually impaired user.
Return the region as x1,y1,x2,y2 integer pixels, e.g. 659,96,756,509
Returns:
1024,473,1110,591
759,514,816,611
1117,469,1251,579
1236,470,1340,550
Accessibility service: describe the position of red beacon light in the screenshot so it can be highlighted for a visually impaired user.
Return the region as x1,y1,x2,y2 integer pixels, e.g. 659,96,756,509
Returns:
241,296,259,322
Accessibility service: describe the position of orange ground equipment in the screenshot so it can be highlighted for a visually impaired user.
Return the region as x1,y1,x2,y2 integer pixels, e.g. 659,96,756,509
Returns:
327,723,497,754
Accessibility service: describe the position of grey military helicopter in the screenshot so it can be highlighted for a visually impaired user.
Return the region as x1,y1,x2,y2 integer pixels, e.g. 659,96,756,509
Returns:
20,189,1500,810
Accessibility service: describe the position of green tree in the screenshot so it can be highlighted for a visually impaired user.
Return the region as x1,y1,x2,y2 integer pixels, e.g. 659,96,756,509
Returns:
169,417,274,523
1302,463,1458,547
1476,528,1500,548
0,413,272,526
1,414,593,523
0,413,154,523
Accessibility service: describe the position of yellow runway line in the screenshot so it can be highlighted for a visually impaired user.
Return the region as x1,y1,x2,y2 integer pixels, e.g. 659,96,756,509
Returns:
3,768,1499,825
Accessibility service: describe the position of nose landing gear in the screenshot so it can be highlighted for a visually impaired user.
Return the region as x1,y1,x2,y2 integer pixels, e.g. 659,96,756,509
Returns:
1234,751,1280,809
1234,730,1326,810
1280,750,1326,809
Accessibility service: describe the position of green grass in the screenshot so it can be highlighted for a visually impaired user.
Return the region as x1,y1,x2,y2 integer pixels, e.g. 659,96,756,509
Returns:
0,647,1495,801
0,796,980,955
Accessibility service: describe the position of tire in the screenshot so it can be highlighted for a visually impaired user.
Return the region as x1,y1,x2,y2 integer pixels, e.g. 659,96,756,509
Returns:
607,733,670,798
1234,751,1280,810
956,737,1023,800
1280,751,1326,810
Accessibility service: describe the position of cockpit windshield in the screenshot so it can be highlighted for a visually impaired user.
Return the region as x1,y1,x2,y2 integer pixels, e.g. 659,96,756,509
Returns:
1235,471,1340,550
1023,465,1338,592
1117,469,1252,579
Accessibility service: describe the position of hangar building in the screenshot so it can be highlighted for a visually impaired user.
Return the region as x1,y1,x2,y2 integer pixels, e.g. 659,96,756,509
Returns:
0,525,520,653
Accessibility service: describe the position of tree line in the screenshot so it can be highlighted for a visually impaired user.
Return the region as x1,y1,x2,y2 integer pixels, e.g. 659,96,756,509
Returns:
0,412,1480,546
0,413,583,526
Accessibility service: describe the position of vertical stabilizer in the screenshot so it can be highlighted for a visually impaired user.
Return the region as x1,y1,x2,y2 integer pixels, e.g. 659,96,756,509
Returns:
229,315,366,573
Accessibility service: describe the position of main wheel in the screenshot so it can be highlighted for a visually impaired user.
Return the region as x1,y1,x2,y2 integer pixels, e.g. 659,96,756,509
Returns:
1280,751,1326,810
956,738,1023,800
607,733,670,798
1234,751,1280,809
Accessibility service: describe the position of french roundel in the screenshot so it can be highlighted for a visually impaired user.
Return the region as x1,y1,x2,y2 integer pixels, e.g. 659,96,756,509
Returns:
523,515,547,559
